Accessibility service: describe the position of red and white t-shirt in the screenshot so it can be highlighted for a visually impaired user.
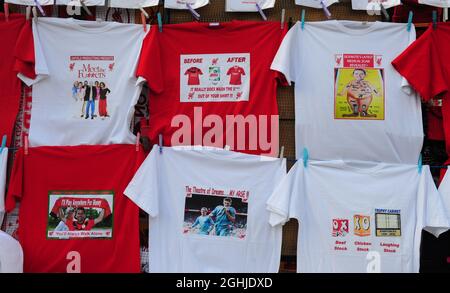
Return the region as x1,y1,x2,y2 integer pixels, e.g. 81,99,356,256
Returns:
185,67,203,85
227,66,245,85
0,13,27,146
137,21,286,156
392,23,450,161
5,145,143,273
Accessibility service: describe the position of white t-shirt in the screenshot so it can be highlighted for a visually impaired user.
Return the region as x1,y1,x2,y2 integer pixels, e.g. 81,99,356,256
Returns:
164,0,209,9
0,231,23,273
437,168,450,210
271,21,423,164
295,0,338,9
5,0,54,5
109,0,158,8
225,0,275,12
351,0,401,10
124,145,286,273
267,160,450,273
19,17,146,146
418,0,450,7
0,148,7,226
56,0,105,6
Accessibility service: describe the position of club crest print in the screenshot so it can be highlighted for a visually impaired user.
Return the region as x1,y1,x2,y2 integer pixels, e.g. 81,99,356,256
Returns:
334,54,385,120
70,56,113,120
332,219,349,237
47,191,114,240
180,53,250,102
183,186,248,239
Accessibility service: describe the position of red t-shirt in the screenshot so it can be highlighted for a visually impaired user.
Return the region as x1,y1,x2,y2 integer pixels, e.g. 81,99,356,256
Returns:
392,23,450,162
0,13,28,146
227,66,245,85
6,145,143,273
185,67,203,85
137,21,287,156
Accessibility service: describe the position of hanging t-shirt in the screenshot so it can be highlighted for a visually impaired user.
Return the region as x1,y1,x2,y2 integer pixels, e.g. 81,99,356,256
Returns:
392,23,450,163
225,0,275,12
0,13,27,147
267,160,450,273
295,0,338,9
109,0,158,8
5,145,143,273
14,17,146,147
5,0,54,5
56,0,105,5
271,21,423,164
137,21,286,157
124,145,286,273
0,148,8,226
418,0,450,7
351,0,401,10
0,231,23,273
164,0,209,9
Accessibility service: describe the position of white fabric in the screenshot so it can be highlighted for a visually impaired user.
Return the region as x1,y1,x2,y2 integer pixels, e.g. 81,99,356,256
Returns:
351,0,401,10
125,145,286,273
437,167,450,213
21,17,146,146
267,161,450,273
419,0,450,7
56,0,105,6
109,0,158,8
271,21,423,164
164,0,209,10
0,231,23,273
5,0,54,5
225,0,276,12
295,0,338,9
0,148,7,227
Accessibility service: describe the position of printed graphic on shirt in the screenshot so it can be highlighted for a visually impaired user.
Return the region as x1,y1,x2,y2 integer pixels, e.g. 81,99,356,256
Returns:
334,54,385,120
375,209,401,237
180,53,250,102
182,185,248,239
47,191,114,239
332,218,349,237
354,214,371,237
69,56,113,120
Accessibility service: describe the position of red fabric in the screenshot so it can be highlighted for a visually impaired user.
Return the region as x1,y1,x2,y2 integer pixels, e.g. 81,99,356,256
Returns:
427,105,445,141
393,23,450,163
227,66,245,85
392,3,442,24
0,13,28,146
99,99,108,116
136,21,287,156
6,145,143,273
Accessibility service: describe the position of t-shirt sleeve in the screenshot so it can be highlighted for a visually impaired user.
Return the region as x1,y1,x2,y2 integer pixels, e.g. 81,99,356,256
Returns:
136,26,164,94
422,166,450,237
124,144,160,217
392,26,447,102
198,68,203,75
266,161,304,226
270,22,300,86
5,148,25,212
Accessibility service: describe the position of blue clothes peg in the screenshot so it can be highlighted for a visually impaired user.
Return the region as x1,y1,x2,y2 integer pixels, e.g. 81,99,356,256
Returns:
303,148,309,168
0,135,6,154
407,11,413,32
159,134,163,154
301,9,305,31
157,12,163,32
418,154,423,174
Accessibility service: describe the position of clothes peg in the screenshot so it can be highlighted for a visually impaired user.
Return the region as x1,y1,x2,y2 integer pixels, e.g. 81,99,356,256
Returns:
26,6,32,21
80,0,93,16
157,12,163,32
418,154,423,174
432,10,438,30
186,3,200,20
159,134,163,154
4,3,9,22
301,9,305,30
140,7,150,19
320,1,331,19
34,0,46,16
279,146,285,164
140,10,147,32
303,148,309,168
281,8,286,29
136,132,140,152
380,4,389,22
224,145,231,151
24,136,29,155
0,135,6,154
32,7,38,19
255,3,267,21
407,11,413,32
